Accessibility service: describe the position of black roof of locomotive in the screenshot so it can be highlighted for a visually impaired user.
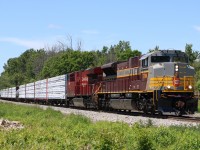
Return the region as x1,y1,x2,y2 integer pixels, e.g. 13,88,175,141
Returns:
140,50,185,60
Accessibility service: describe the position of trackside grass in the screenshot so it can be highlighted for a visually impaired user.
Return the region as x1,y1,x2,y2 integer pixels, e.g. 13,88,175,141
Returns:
0,102,200,150
198,100,200,112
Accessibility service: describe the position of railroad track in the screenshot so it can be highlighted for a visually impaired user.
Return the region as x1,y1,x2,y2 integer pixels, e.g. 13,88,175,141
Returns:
90,108,200,123
1,99,200,125
167,115,200,123
123,112,200,123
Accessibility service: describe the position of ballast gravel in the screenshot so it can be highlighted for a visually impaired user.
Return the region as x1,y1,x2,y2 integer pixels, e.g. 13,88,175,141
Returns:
0,99,199,127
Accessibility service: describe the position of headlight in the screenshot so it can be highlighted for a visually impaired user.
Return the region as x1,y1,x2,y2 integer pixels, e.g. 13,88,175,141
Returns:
188,85,192,89
175,64,179,71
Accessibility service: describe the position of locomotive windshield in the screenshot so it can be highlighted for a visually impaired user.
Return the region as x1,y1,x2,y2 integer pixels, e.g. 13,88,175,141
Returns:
151,55,188,63
151,56,170,62
172,56,188,63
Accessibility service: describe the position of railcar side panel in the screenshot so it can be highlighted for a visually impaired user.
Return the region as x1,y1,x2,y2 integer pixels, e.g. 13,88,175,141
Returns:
35,79,47,100
10,87,16,99
19,84,26,99
0,89,9,99
47,74,67,100
7,88,11,98
26,82,35,99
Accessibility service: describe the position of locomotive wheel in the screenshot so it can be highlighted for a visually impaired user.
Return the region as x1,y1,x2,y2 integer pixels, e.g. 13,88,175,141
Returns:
143,104,155,115
158,111,163,116
150,105,155,115
175,110,183,116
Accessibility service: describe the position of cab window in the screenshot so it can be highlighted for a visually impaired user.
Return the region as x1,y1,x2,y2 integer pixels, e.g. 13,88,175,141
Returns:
142,58,148,67
151,56,170,62
173,56,188,63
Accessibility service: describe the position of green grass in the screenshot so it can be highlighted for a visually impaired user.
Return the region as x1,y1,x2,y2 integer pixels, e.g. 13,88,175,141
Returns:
198,100,200,112
0,102,200,150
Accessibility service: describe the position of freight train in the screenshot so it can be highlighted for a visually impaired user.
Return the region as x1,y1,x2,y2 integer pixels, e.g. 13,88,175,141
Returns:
0,50,198,116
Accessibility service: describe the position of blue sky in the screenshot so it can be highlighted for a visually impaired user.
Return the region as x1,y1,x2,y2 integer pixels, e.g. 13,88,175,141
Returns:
0,0,200,73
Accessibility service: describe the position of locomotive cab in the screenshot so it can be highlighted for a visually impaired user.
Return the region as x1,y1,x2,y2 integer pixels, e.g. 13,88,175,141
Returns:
143,50,197,115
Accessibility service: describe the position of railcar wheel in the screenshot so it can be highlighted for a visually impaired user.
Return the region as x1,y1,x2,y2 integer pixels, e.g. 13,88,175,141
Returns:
65,100,69,108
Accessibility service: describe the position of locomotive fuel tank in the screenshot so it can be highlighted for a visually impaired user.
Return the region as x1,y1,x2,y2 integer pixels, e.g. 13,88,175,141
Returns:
108,94,139,110
109,99,138,110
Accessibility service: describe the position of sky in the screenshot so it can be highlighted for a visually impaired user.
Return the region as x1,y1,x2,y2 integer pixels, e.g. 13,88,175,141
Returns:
0,0,200,73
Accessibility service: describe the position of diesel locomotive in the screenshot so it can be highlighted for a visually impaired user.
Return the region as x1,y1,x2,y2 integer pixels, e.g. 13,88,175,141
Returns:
0,50,198,116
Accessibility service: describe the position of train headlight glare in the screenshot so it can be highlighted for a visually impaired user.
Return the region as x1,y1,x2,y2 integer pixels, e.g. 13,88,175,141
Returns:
175,65,179,71
188,85,192,89
167,85,171,89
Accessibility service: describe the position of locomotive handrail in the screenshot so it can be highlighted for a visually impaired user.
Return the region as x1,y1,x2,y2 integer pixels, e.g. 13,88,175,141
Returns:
93,82,102,95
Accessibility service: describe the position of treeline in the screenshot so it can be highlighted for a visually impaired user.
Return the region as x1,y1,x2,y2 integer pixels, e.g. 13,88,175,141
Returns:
183,44,200,91
0,41,199,90
0,41,141,89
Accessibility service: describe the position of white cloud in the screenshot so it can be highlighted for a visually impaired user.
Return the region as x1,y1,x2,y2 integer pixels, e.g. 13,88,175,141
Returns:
81,30,99,35
194,26,200,32
48,24,62,29
0,37,45,49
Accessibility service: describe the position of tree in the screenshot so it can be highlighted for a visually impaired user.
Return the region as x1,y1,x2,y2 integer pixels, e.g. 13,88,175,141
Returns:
149,45,159,53
0,72,12,89
0,40,142,89
104,41,141,62
102,46,108,54
185,44,199,64
196,80,200,89
118,49,141,61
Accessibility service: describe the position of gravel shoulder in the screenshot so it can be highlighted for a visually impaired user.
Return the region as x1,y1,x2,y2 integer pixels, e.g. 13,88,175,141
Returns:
0,99,200,127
